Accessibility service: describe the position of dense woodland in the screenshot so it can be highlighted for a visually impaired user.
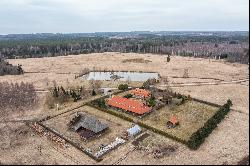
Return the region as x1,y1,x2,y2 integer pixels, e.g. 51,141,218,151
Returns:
0,33,249,64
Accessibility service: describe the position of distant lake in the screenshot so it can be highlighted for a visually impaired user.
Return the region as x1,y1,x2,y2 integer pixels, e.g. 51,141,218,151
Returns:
82,71,159,82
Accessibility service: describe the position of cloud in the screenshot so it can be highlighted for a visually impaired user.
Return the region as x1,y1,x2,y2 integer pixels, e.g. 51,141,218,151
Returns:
0,0,248,34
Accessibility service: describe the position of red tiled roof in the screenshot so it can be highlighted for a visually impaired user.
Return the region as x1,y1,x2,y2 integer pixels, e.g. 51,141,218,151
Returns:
130,88,151,98
107,96,151,115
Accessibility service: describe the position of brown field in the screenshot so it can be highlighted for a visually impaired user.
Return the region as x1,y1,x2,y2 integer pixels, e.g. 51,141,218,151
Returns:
0,52,249,165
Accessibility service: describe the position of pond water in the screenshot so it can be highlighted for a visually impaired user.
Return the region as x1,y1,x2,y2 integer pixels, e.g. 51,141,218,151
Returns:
82,71,159,82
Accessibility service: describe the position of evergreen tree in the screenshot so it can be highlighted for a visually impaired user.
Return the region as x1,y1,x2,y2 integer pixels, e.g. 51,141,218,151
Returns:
92,89,97,96
167,55,171,62
53,87,59,97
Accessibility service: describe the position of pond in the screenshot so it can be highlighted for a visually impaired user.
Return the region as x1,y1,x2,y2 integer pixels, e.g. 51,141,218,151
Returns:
82,71,159,82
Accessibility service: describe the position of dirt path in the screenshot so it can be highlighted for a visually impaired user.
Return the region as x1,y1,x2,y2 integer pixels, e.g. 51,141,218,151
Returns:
160,78,249,87
112,147,137,165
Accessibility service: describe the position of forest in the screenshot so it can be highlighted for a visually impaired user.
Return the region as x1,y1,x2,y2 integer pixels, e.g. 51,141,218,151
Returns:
0,33,249,64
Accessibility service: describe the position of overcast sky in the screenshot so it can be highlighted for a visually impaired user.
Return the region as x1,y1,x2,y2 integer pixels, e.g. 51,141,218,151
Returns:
0,0,249,34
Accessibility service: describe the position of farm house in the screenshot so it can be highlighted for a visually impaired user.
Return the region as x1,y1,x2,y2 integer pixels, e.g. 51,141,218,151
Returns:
107,96,152,116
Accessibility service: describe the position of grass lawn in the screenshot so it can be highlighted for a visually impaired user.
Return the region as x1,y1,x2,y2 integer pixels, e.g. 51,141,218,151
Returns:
142,100,218,141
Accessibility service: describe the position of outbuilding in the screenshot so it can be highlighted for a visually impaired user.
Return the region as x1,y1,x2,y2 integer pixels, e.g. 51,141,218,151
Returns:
127,125,142,137
167,116,179,129
69,113,109,141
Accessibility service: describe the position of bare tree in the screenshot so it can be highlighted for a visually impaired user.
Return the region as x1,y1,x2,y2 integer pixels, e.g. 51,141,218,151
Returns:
52,80,57,87
126,76,131,85
161,76,172,92
183,69,189,78
0,81,38,113
89,79,102,90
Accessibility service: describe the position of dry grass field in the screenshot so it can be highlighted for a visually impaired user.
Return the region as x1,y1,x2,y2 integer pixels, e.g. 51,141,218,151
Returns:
142,101,219,141
0,52,248,165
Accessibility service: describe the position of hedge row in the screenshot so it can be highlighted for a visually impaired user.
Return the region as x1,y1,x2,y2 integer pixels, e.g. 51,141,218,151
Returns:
86,103,135,123
187,100,233,150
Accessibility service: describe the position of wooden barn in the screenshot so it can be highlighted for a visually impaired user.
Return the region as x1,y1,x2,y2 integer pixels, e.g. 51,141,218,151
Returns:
69,113,109,141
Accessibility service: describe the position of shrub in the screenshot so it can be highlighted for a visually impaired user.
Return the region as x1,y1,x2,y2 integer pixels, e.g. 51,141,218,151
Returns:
167,55,171,62
0,59,24,76
118,84,129,91
173,93,190,105
147,96,156,107
183,69,189,78
142,80,150,89
92,89,97,96
96,99,107,108
124,94,133,99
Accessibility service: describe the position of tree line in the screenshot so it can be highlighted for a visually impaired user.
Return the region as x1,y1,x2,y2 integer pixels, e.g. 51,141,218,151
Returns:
0,35,248,64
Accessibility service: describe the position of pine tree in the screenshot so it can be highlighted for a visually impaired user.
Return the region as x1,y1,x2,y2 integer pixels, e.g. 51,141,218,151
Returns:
92,89,97,96
53,87,59,97
167,55,171,62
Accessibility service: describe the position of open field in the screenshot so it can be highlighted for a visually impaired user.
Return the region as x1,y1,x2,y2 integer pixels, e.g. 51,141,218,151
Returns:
0,122,95,165
1,52,248,112
0,52,248,165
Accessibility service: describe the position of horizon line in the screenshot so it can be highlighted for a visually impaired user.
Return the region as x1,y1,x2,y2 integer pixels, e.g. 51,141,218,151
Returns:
0,30,249,36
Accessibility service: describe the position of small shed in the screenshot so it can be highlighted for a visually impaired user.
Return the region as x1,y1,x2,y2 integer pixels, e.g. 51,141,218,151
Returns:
127,125,142,137
167,116,179,129
100,88,114,96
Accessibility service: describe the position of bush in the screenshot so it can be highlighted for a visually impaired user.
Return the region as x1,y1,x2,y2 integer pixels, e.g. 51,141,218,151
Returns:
124,94,133,99
95,99,107,108
147,96,156,107
167,55,171,62
0,59,24,76
92,89,97,96
173,93,190,105
142,80,150,89
118,84,129,91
